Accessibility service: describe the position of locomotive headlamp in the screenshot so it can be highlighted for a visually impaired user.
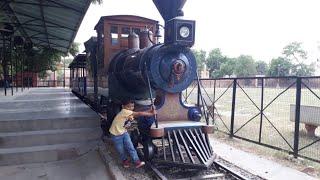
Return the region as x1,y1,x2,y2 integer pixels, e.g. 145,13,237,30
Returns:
164,18,195,47
179,26,190,38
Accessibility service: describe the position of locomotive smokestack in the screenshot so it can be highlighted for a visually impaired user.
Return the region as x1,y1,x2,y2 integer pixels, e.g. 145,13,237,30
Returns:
152,0,195,47
152,0,186,21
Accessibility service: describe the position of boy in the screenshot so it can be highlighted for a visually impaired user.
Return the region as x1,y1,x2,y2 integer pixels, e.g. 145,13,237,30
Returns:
109,99,156,168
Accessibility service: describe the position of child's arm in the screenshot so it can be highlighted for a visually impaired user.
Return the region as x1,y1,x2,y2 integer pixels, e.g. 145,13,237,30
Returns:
132,108,156,118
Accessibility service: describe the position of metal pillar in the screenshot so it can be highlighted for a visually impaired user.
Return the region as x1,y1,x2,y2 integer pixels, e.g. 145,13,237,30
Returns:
15,47,18,92
2,34,7,96
63,57,65,88
27,58,30,89
9,36,13,96
53,70,56,87
21,49,24,92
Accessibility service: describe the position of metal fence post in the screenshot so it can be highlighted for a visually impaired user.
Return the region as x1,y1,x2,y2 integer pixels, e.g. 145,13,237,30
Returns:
230,79,237,138
293,77,301,158
259,78,264,143
212,80,216,123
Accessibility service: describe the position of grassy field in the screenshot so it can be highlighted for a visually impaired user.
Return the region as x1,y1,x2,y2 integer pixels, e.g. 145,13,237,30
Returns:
182,84,320,168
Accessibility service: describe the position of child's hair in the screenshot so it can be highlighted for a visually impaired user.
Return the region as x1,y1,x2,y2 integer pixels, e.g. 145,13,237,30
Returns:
121,99,134,106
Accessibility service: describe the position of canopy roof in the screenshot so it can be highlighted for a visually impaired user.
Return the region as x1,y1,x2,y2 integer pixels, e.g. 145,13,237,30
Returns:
0,0,91,52
69,53,86,68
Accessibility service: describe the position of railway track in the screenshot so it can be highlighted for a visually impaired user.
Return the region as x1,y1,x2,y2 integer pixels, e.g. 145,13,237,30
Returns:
145,157,265,180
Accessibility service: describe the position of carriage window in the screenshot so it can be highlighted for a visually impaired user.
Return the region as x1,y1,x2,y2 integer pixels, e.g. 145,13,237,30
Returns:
121,27,130,37
132,28,140,35
110,26,118,45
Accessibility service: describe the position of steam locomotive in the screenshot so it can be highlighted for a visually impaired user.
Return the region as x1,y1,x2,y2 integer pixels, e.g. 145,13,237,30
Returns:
70,0,216,168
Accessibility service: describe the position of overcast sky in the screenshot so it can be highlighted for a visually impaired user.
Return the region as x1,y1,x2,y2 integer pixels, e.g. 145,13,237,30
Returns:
74,0,320,65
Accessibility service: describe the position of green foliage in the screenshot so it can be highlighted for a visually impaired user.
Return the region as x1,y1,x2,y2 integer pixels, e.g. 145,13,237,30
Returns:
90,0,103,4
255,60,269,75
233,55,257,77
291,63,315,76
25,47,63,73
38,71,48,79
282,42,307,63
192,49,206,72
268,57,292,76
217,58,236,77
68,42,80,57
206,48,227,77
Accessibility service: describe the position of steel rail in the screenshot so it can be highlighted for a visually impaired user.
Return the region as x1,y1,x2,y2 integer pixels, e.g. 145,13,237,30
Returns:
213,161,249,180
147,160,251,180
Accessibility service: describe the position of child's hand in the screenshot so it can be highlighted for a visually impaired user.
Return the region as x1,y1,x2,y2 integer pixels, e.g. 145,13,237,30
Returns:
151,108,157,115
128,115,134,121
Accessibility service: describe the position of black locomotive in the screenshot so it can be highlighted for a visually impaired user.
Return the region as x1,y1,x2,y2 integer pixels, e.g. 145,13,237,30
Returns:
70,0,216,168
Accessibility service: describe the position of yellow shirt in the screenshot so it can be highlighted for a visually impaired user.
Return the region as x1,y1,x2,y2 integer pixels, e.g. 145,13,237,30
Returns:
109,109,133,136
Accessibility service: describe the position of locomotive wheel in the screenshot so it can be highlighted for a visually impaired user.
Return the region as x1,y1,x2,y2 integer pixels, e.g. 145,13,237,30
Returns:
143,140,155,160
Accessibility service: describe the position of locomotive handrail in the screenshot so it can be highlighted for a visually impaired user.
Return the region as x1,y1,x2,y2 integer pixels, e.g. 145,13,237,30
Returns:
144,61,158,128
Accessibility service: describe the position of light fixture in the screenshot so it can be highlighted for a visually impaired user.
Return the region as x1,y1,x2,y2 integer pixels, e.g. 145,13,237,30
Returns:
179,26,190,38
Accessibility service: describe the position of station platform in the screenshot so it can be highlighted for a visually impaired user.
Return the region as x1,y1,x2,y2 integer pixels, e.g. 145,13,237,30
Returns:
0,88,111,180
210,138,318,180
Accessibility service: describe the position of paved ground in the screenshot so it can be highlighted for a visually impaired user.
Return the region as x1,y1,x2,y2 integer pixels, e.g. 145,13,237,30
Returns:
0,88,97,121
210,139,317,180
0,150,110,180
0,88,111,179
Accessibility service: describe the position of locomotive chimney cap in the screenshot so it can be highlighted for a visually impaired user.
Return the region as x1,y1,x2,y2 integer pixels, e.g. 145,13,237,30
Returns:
152,0,186,21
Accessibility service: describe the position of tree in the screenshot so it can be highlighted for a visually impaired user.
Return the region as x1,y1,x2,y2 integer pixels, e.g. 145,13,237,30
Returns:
25,42,79,75
206,48,227,78
282,42,307,63
217,58,236,77
68,42,80,57
192,49,206,73
281,42,314,76
255,61,268,75
291,63,315,76
268,57,292,76
90,0,103,4
233,55,257,77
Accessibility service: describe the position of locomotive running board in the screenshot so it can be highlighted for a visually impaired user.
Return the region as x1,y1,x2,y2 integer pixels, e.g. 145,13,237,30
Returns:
154,127,216,169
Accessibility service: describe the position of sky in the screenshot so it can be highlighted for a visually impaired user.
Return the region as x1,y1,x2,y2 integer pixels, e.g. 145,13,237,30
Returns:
74,0,320,66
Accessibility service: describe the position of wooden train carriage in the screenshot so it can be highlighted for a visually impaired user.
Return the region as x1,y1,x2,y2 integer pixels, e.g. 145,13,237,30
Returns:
69,54,87,97
94,15,158,99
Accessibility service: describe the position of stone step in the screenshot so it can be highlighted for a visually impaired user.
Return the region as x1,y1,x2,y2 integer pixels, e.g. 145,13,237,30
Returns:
0,117,100,132
0,128,102,148
0,140,100,166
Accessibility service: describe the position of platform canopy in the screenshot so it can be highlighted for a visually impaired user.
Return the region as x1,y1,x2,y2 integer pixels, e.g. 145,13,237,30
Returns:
0,0,91,52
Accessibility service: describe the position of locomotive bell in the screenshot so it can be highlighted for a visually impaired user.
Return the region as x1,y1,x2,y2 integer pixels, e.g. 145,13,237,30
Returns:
139,28,153,49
